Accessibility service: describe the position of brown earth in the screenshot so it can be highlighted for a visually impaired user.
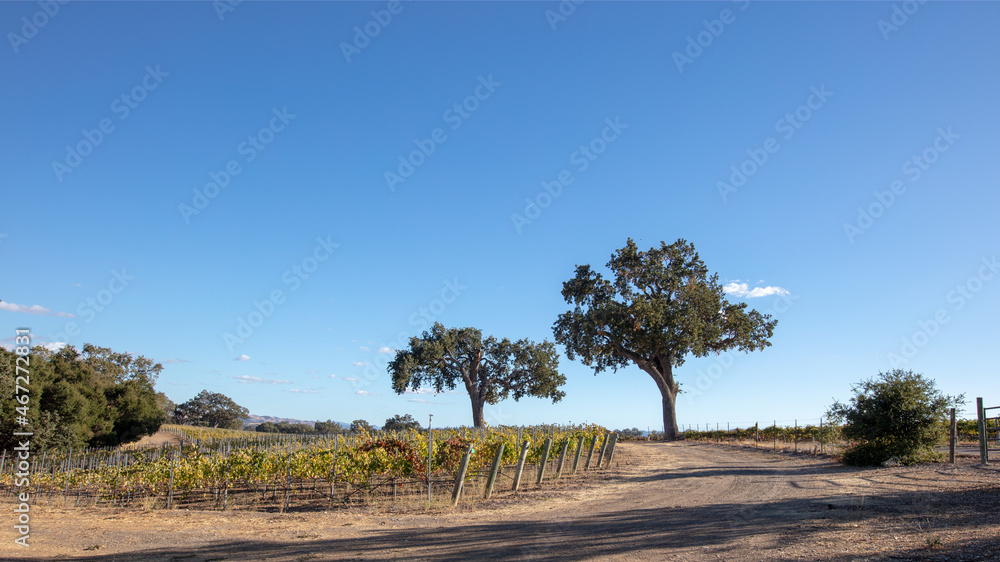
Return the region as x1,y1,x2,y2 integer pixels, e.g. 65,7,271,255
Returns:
5,441,1000,561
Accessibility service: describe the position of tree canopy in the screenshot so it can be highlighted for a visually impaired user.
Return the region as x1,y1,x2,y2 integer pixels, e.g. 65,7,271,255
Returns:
828,369,963,465
1,344,165,451
349,419,374,433
383,413,422,432
173,390,248,430
389,322,566,427
553,238,777,440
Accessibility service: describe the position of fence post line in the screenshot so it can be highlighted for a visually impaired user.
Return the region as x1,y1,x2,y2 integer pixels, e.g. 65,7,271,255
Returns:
949,407,957,465
604,433,619,467
571,436,585,474
451,445,474,506
167,455,175,509
794,419,798,453
536,438,553,485
483,443,506,499
511,441,530,491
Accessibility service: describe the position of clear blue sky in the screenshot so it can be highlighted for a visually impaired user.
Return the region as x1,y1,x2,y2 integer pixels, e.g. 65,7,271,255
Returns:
2,1,998,430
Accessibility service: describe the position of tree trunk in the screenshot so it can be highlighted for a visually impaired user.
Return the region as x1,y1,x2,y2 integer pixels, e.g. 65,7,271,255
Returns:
661,392,680,441
471,397,484,428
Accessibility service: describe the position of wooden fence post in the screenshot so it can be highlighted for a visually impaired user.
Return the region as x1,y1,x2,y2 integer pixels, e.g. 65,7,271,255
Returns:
585,435,599,470
949,408,957,465
596,433,609,467
604,433,619,467
571,436,585,474
555,441,569,479
536,439,553,485
483,443,505,499
451,445,474,506
511,441,530,492
167,455,175,509
977,397,988,464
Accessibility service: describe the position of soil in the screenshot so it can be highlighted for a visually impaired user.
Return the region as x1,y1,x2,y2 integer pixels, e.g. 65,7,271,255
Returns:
5,441,1000,561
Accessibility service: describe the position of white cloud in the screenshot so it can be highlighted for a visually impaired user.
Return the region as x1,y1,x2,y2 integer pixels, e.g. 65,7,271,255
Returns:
352,361,369,366
328,373,337,379
376,347,394,354
342,376,359,382
235,354,251,362
0,301,74,317
234,375,291,385
723,282,789,299
359,346,371,352
161,358,188,364
290,388,319,394
43,342,67,352
407,398,433,404
356,390,380,396
405,388,437,395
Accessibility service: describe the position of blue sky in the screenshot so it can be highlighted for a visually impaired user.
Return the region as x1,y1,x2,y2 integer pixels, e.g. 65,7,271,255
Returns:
2,1,998,431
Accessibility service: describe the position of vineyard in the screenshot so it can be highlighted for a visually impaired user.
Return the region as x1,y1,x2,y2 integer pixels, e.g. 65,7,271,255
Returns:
0,424,614,512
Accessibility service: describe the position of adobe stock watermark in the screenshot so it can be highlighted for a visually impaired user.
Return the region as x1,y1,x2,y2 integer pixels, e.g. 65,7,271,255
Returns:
716,84,833,202
223,236,338,352
7,0,69,54
684,290,798,405
351,278,466,391
886,254,998,368
672,0,750,73
878,0,926,41
842,127,958,244
511,116,627,233
47,269,136,345
544,0,585,31
384,74,500,192
51,65,168,183
213,0,242,22
340,1,406,63
178,107,295,223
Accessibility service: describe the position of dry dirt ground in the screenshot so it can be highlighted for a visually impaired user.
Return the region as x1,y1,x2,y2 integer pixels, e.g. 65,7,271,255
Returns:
5,441,1000,561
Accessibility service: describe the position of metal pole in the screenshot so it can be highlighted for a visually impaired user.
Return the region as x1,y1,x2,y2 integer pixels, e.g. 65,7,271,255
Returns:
949,408,957,464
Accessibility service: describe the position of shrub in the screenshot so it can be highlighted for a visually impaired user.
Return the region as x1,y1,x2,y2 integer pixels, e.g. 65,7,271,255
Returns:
827,369,962,466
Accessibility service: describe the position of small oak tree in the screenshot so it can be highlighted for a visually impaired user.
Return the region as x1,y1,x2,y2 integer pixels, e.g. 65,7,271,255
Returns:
383,414,422,432
389,322,566,428
828,369,963,466
553,238,777,440
173,390,249,430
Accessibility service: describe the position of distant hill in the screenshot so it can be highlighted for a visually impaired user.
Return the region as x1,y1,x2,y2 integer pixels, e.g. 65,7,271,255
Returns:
243,415,352,429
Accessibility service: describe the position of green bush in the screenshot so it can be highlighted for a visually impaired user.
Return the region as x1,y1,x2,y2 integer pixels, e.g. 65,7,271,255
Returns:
828,369,962,466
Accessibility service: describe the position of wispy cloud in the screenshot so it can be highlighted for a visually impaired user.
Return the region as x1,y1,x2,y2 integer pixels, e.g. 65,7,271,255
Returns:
405,388,437,395
356,390,380,396
235,354,251,362
342,376,359,382
407,398,433,404
0,301,74,317
161,358,189,364
290,388,319,394
359,346,371,352
234,375,291,385
352,361,369,366
723,281,789,299
43,342,67,352
376,346,394,354
328,373,337,379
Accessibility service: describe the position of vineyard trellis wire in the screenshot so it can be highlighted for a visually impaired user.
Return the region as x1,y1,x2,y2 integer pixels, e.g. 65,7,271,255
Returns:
0,424,616,512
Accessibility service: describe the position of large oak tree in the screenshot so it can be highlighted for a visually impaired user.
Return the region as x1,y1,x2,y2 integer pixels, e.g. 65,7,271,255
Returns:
553,238,777,440
389,323,566,427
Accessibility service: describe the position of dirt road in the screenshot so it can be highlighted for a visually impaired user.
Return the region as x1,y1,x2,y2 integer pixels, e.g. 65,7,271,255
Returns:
6,442,1000,561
